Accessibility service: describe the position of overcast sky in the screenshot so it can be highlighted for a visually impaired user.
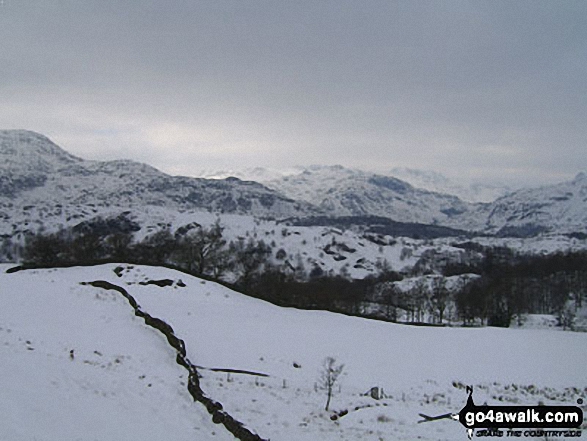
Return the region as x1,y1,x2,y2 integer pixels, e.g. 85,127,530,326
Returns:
1,1,586,187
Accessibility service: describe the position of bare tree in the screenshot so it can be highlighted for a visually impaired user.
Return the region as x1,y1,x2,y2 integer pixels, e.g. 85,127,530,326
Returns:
376,282,401,321
138,229,175,264
319,356,344,411
229,237,271,289
410,278,428,323
430,276,449,324
558,298,576,331
105,231,133,261
173,220,227,277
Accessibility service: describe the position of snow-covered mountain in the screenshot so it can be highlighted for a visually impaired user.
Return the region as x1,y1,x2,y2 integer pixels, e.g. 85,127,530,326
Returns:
387,167,512,203
206,165,587,236
197,166,511,204
196,166,301,182
0,130,318,237
1,130,586,239
472,172,587,236
262,165,475,227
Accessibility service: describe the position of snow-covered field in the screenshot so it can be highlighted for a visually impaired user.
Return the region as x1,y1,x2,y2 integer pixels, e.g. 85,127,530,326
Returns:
1,264,586,440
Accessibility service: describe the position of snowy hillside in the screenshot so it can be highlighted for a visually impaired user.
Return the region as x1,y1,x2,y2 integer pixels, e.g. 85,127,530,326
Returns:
261,165,475,227
1,199,469,279
0,264,235,441
472,172,587,235
196,166,510,204
2,264,585,440
387,167,512,203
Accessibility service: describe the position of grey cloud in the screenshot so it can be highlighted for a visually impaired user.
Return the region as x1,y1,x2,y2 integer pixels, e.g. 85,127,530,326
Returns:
1,0,586,186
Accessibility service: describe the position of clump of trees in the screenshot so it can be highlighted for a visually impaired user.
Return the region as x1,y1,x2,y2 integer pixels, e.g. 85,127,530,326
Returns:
450,247,587,328
172,221,227,277
20,220,268,284
365,245,587,329
368,275,456,325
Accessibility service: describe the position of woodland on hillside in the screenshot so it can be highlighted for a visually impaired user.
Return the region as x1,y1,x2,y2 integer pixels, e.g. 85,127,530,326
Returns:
4,219,586,331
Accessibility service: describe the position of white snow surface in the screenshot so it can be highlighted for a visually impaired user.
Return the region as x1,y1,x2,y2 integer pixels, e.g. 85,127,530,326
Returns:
2,264,585,440
0,264,233,441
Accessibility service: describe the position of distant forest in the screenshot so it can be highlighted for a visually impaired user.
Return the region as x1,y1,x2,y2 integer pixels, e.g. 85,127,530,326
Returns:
6,217,587,330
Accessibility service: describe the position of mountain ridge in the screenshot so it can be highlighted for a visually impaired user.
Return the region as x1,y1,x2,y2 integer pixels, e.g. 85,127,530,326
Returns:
0,129,315,216
1,130,586,238
196,165,514,203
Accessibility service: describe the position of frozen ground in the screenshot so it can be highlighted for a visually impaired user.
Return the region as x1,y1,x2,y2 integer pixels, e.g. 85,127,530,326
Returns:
1,263,585,440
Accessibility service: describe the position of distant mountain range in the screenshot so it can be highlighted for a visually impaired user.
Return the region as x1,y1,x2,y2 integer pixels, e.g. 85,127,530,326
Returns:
198,163,587,236
199,165,512,203
1,130,586,239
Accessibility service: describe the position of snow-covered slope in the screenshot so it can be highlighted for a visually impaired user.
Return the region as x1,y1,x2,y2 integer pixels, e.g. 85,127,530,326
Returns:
196,166,511,204
0,264,235,441
262,165,474,227
471,172,587,235
2,264,585,440
196,166,302,182
388,167,512,203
